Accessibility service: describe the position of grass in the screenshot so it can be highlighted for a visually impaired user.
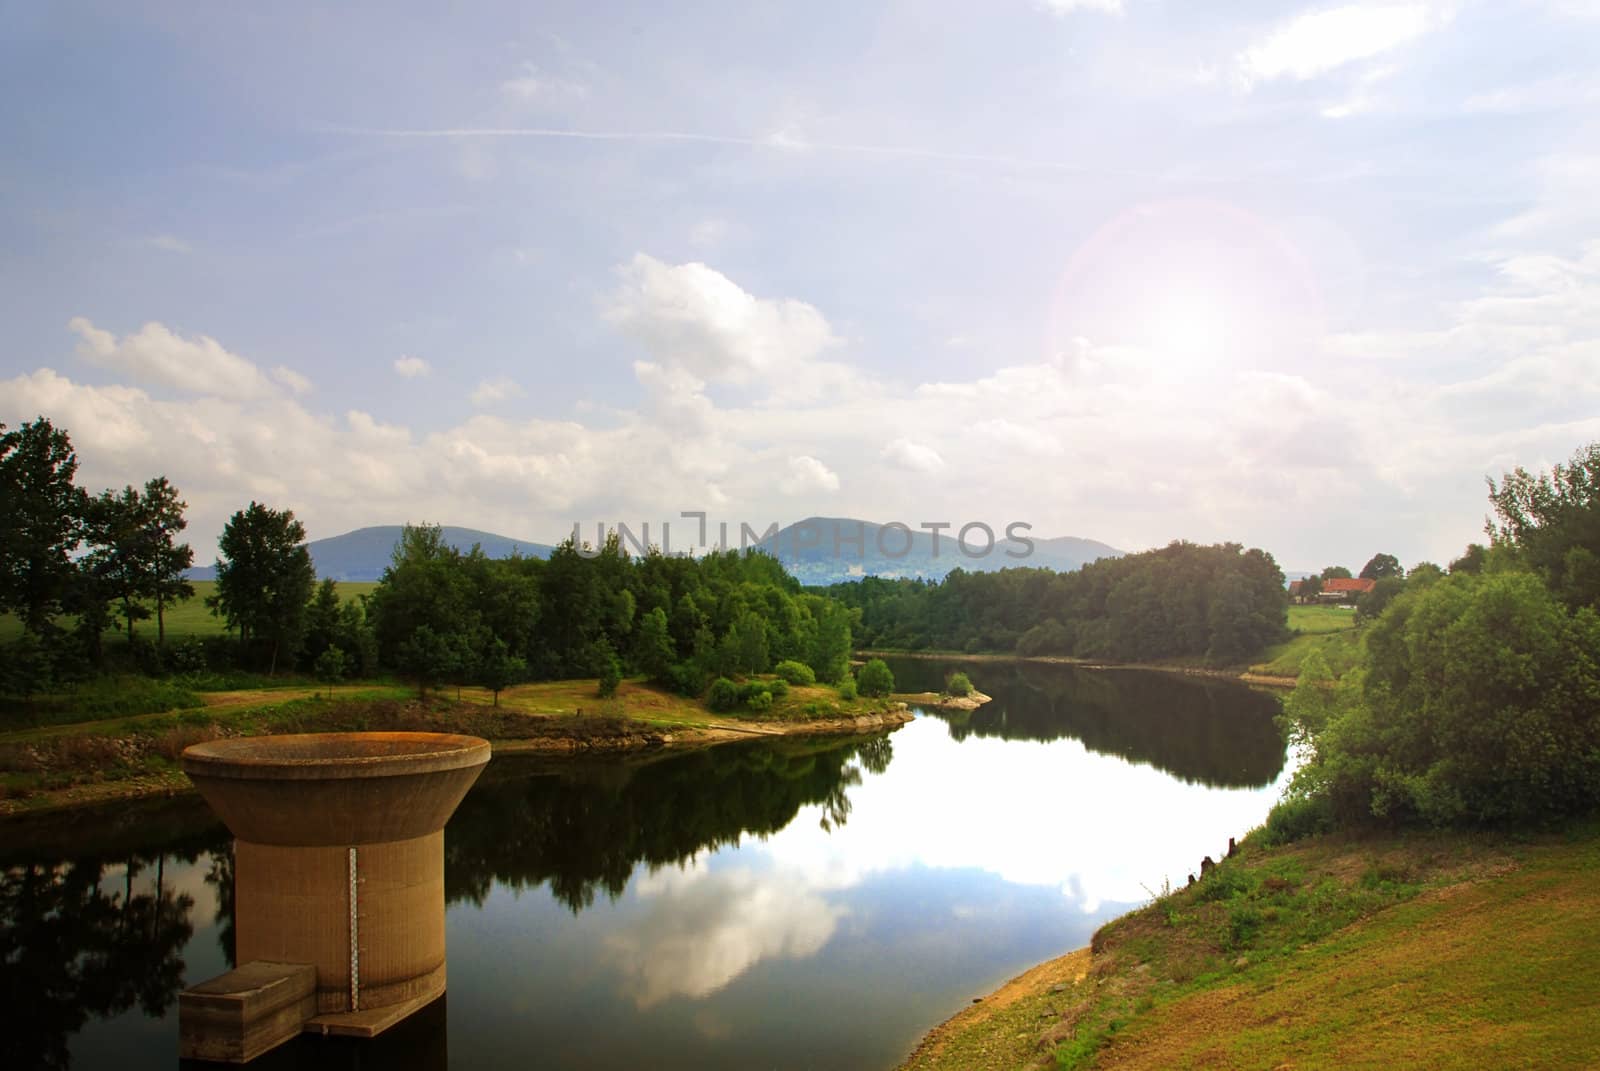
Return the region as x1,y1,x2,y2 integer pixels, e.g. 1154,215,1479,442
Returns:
0,580,382,643
899,821,1600,1071
1250,604,1363,679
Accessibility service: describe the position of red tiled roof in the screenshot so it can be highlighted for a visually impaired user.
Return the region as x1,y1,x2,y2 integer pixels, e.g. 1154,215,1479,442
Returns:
1323,577,1376,594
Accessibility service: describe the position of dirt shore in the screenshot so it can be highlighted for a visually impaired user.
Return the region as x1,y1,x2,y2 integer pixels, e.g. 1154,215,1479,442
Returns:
859,649,1296,690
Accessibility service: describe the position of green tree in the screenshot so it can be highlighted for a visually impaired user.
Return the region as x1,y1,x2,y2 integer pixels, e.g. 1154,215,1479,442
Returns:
210,502,315,674
478,637,526,707
727,610,770,675
1291,572,1600,826
856,658,895,698
83,486,153,643
1320,565,1353,581
597,644,622,698
301,578,343,667
1297,574,1323,602
1449,543,1488,575
141,477,194,645
1487,441,1600,608
395,624,458,697
313,645,347,698
1354,576,1406,622
0,418,87,634
633,606,676,683
1359,553,1404,580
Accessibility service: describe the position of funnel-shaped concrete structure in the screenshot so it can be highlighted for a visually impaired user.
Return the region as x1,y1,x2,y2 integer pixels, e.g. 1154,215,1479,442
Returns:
179,732,489,1063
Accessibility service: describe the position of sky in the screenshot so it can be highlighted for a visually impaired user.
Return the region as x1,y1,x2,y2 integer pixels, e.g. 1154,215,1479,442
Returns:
3,0,1599,573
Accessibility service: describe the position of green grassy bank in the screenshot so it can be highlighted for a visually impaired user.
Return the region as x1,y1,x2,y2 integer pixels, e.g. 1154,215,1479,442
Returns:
901,819,1600,1070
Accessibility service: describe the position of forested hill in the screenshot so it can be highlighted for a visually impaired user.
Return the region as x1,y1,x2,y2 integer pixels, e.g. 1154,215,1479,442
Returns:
824,540,1288,663
185,525,554,581
756,516,1122,584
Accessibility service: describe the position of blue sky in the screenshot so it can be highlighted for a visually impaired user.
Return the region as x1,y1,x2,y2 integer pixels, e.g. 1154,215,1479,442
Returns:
4,0,1598,571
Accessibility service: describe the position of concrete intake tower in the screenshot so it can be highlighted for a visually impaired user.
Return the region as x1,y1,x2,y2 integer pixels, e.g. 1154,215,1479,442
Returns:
178,732,490,1063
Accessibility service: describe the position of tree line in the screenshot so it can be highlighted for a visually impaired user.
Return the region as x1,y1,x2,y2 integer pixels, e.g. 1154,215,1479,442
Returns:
1,418,195,685
0,415,862,699
819,540,1289,663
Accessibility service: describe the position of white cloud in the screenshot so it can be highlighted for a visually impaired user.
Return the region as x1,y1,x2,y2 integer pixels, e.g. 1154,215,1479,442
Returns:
881,438,946,473
393,355,431,378
500,63,588,104
145,234,192,254
607,254,837,386
1238,4,1446,86
601,860,844,1008
68,317,275,400
1038,0,1123,13
271,365,312,395
782,455,840,495
470,377,526,407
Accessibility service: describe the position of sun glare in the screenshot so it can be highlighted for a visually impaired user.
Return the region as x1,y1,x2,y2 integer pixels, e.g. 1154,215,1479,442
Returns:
1148,289,1232,369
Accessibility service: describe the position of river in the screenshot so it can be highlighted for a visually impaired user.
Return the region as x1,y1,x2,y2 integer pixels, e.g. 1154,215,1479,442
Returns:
0,659,1289,1070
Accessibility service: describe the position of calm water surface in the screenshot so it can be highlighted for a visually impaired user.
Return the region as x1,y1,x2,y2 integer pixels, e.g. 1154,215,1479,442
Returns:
1,661,1288,1070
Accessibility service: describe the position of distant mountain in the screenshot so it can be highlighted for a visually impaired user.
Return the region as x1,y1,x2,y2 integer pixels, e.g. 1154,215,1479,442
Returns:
185,525,554,581
755,516,1121,585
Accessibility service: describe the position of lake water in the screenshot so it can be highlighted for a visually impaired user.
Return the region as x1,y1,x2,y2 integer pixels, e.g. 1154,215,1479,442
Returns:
0,660,1289,1070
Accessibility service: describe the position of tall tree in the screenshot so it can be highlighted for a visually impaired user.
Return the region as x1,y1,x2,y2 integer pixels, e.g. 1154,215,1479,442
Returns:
0,418,86,633
141,477,194,645
1487,441,1600,609
1359,553,1404,580
210,502,315,674
83,486,152,643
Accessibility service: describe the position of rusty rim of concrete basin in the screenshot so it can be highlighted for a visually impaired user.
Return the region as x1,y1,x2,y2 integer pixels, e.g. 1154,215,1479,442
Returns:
182,732,490,782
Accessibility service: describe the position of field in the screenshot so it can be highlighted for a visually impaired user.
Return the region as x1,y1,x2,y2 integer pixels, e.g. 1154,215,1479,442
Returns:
1250,603,1364,679
902,821,1600,1070
0,580,381,644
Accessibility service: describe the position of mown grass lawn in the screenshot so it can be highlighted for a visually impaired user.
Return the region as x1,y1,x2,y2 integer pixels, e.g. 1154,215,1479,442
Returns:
1251,604,1363,678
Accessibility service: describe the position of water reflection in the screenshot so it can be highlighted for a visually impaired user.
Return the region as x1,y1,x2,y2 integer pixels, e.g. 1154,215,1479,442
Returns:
885,657,1285,787
0,664,1293,1069
445,737,891,912
1,852,200,1069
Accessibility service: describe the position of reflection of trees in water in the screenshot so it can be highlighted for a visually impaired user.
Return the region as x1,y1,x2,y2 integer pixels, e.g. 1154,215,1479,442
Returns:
205,843,236,967
444,735,894,913
0,854,198,1070
895,659,1286,788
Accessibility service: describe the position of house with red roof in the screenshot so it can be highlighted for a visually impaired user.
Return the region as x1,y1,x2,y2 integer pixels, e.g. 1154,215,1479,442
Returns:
1319,577,1376,603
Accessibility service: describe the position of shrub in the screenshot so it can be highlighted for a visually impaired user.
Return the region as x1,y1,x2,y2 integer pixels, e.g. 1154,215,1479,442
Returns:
166,638,208,674
747,691,773,713
767,677,789,699
944,671,974,697
738,681,770,704
706,677,740,713
1260,794,1335,846
597,653,622,698
856,658,895,698
667,661,706,697
837,678,857,700
773,660,816,686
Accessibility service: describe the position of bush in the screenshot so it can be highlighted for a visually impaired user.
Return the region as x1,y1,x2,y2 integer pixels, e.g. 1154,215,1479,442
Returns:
767,677,789,699
837,678,857,700
597,653,622,698
737,680,770,704
944,671,974,697
667,661,706,697
166,638,208,674
856,658,895,698
747,691,773,713
706,677,740,713
773,660,816,686
1260,794,1335,846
